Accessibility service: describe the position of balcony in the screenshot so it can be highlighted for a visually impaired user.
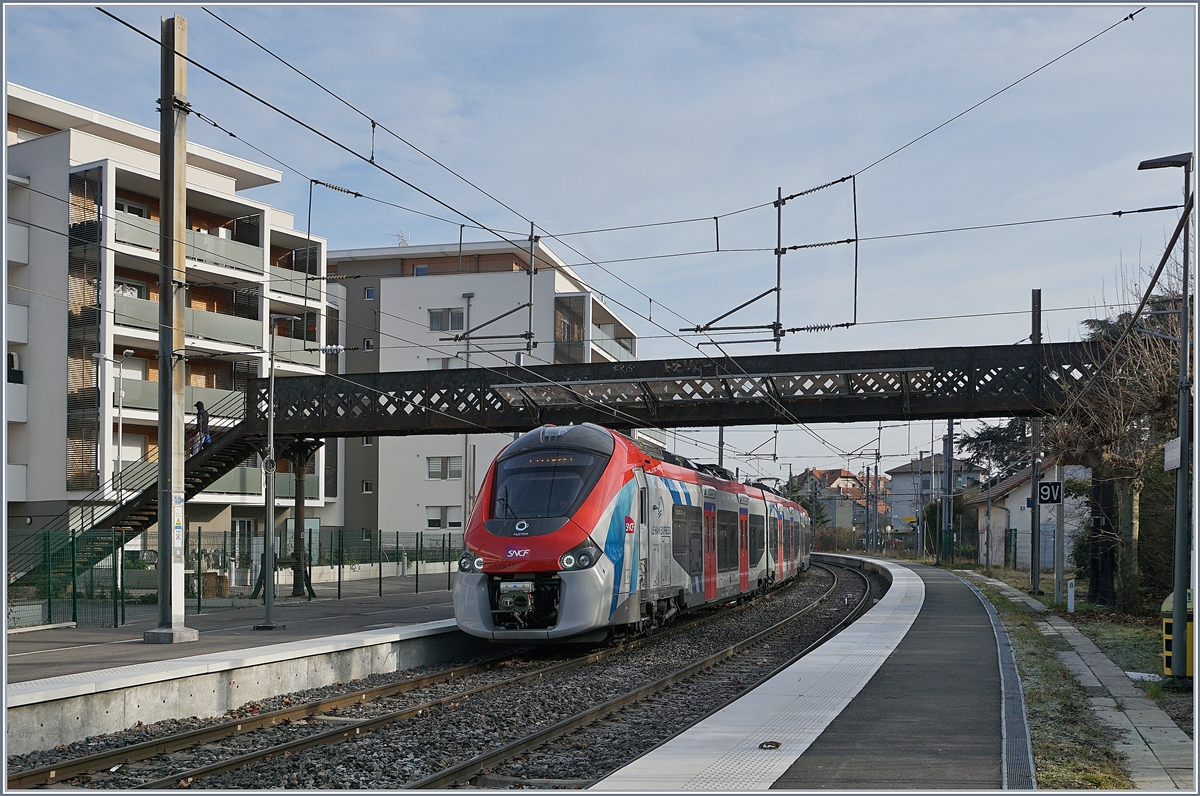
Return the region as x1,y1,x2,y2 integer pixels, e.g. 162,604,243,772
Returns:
116,380,246,419
113,295,263,349
7,221,29,265
269,265,321,300
6,464,27,502
204,466,263,495
7,382,27,422
113,210,264,275
271,335,320,368
7,302,28,345
590,324,635,362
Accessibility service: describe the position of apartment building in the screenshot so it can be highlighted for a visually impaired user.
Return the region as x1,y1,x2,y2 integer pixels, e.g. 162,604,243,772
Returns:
327,240,650,542
886,454,985,532
5,84,340,565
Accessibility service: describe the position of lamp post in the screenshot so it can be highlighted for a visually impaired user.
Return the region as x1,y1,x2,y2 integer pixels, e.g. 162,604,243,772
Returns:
985,441,993,572
255,314,298,631
94,349,135,496
1139,152,1194,686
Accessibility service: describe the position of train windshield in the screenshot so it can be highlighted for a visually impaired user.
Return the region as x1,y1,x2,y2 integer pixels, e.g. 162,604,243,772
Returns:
492,449,609,520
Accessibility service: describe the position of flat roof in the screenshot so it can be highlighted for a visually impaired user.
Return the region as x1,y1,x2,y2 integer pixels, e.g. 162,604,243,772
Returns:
7,83,281,191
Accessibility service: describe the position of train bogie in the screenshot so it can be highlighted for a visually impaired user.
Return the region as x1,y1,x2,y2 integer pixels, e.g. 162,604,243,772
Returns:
453,423,810,642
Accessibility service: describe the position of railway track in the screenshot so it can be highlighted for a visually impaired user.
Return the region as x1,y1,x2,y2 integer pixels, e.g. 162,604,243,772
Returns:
8,563,868,790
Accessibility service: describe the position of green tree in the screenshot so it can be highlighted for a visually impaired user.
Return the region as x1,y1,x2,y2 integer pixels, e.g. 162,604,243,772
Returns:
958,418,1031,475
797,495,831,529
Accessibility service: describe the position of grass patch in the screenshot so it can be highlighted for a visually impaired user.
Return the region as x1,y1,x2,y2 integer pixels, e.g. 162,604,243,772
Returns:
973,581,1135,789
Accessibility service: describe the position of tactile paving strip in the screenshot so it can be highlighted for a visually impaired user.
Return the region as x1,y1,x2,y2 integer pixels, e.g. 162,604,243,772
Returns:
595,560,923,791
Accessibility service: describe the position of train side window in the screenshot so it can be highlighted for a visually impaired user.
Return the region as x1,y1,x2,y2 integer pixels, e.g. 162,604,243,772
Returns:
716,509,738,572
749,513,765,566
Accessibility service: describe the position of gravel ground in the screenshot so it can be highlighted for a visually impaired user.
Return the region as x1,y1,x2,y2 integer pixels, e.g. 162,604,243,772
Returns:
194,565,873,790
12,564,875,790
476,569,888,788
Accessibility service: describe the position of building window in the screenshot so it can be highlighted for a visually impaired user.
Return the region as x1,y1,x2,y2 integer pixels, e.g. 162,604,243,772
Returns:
426,505,463,529
428,308,464,332
362,528,374,542
364,286,375,300
427,456,463,480
362,437,374,446
114,278,147,299
413,264,429,276
363,338,374,351
362,480,374,494
115,199,149,218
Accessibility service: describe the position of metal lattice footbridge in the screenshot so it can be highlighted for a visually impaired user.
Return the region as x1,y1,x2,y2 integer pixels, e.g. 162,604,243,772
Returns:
10,341,1098,584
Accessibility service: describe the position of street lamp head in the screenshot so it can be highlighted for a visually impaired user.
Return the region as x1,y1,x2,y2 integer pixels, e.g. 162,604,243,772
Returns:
122,349,135,358
1138,153,1193,170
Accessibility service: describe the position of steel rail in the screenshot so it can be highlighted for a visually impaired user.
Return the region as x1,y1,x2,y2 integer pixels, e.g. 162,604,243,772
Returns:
126,571,831,789
11,587,751,788
121,573,811,792
405,562,865,789
450,562,873,790
5,653,529,789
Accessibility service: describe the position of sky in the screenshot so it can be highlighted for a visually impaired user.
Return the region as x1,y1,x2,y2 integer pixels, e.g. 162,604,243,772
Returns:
4,3,1196,486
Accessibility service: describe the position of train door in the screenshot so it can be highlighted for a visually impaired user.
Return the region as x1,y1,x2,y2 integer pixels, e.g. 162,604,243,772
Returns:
634,469,649,594
776,516,785,580
658,495,672,589
738,507,749,591
703,500,717,599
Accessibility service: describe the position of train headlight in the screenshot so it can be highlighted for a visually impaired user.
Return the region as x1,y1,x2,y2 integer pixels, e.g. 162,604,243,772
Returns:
560,541,601,571
458,552,486,573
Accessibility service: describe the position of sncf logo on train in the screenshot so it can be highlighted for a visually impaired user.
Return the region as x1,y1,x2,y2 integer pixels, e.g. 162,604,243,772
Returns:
506,548,531,559
624,516,635,534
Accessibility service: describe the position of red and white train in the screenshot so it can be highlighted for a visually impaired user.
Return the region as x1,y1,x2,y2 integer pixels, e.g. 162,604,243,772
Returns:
453,423,810,642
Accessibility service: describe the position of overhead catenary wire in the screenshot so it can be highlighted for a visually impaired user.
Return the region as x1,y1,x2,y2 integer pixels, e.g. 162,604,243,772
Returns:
93,7,1147,465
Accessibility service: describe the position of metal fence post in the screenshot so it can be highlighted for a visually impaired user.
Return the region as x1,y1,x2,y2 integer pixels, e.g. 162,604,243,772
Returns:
198,528,204,612
378,530,383,598
416,531,422,594
444,533,449,591
119,532,126,626
337,528,343,600
44,531,52,625
112,529,119,628
70,530,78,625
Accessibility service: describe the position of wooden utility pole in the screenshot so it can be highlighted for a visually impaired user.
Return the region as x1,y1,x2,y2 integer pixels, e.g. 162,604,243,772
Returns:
146,14,197,644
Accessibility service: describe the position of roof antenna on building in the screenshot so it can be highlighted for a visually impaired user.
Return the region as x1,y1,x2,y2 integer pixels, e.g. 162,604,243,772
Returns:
385,231,409,247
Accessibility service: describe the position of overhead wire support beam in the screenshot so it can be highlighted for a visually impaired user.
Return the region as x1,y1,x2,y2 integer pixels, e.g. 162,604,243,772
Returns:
684,286,779,333
441,302,531,342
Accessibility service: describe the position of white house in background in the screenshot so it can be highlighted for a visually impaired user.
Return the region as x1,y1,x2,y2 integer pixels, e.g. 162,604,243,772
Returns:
5,83,341,566
326,240,658,543
964,458,1090,571
886,454,985,531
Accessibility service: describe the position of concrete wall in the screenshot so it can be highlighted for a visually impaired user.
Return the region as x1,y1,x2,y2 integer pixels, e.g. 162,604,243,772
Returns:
5,622,490,755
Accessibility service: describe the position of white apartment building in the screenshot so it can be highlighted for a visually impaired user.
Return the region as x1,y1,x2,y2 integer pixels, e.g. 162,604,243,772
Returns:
327,240,649,543
5,84,340,564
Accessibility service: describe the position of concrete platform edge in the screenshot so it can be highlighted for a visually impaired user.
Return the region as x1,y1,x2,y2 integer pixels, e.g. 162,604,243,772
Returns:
5,619,480,756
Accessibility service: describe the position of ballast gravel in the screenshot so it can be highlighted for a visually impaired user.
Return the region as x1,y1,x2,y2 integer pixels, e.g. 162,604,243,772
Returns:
11,564,884,790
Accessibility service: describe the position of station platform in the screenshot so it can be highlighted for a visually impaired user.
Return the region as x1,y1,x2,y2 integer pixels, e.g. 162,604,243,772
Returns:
5,587,464,756
596,558,1032,791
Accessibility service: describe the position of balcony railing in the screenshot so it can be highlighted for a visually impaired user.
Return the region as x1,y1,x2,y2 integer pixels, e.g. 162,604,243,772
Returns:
116,380,246,419
269,265,321,300
113,295,263,348
590,324,635,362
113,210,264,275
271,335,320,368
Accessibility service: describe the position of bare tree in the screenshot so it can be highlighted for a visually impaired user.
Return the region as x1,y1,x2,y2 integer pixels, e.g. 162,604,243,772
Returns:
1045,263,1182,613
